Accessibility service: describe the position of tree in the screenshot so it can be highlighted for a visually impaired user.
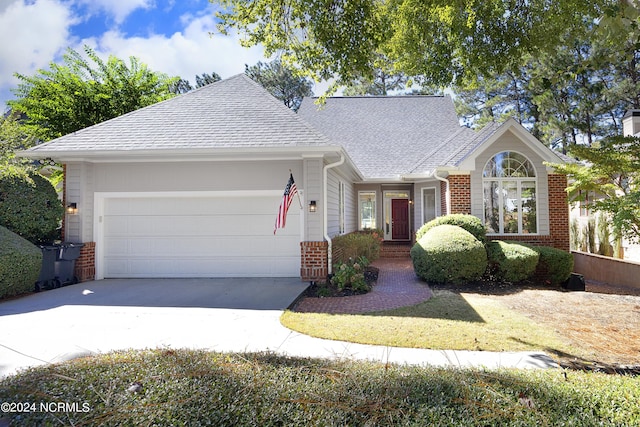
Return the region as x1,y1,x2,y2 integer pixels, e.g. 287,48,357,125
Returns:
550,135,640,243
9,46,178,141
216,0,605,90
245,60,313,111
0,112,37,164
195,72,221,88
343,54,409,96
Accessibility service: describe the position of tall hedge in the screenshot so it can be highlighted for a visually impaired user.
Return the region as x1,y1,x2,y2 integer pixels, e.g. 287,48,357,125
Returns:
0,226,42,298
416,214,487,243
411,224,487,285
485,241,539,283
0,165,63,245
530,245,574,285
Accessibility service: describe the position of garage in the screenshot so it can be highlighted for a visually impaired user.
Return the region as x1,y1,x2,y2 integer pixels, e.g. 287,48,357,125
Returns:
96,192,301,278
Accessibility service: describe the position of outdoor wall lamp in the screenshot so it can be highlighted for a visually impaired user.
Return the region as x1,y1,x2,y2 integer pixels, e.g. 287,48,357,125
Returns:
309,200,317,213
66,202,78,215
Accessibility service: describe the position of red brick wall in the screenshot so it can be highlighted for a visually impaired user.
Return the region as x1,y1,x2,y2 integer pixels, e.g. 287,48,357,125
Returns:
548,174,570,251
300,241,328,282
74,241,95,282
449,175,471,214
487,174,570,251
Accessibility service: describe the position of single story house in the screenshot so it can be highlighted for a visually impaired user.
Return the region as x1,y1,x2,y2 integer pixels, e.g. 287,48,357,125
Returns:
20,74,569,282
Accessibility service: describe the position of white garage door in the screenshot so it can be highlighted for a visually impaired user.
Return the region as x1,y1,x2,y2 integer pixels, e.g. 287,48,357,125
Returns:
100,193,301,278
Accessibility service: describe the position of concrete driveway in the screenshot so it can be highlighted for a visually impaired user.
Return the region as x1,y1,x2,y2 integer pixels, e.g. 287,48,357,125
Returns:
0,278,558,378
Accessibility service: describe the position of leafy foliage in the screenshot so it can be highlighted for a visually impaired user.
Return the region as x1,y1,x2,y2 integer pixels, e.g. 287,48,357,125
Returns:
0,113,37,164
411,225,487,285
217,0,603,91
330,256,370,293
3,349,638,426
0,225,41,299
529,245,574,285
8,46,178,141
453,5,640,151
485,240,539,283
416,214,486,243
331,229,382,264
245,59,313,111
0,165,63,245
550,135,640,243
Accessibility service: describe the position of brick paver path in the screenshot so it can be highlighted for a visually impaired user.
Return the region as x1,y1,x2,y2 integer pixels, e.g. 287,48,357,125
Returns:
292,258,432,314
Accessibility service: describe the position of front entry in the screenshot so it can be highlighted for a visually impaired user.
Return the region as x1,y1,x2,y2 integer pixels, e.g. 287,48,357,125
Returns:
391,199,410,240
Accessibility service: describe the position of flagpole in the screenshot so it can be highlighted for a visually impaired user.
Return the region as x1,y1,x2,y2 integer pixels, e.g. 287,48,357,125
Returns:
290,169,303,209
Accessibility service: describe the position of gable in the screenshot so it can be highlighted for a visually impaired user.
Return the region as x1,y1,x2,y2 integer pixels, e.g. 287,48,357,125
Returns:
456,118,563,172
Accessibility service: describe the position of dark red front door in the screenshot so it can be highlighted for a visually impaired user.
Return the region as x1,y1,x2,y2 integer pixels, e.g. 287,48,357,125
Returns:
391,199,410,240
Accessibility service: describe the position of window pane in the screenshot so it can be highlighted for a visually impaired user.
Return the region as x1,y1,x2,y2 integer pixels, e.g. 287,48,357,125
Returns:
359,192,376,229
422,188,436,224
484,151,536,178
522,181,537,233
503,181,519,233
484,181,500,233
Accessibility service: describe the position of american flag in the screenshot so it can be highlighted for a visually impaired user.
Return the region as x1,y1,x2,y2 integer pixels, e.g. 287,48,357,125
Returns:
274,173,298,234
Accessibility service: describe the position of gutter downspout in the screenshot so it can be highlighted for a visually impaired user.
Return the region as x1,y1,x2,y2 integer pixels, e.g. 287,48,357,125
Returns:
434,169,451,215
323,153,345,275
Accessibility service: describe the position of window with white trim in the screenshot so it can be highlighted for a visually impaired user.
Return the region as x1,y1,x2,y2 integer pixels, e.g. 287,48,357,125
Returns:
358,191,376,230
483,151,538,234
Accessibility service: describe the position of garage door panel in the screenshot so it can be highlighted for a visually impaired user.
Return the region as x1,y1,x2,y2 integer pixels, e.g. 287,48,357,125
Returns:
102,195,301,278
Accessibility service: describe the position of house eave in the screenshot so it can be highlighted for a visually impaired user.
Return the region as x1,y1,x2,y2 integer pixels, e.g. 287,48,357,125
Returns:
18,145,346,164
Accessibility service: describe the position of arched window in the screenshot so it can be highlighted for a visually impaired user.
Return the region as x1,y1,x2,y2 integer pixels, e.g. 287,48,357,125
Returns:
483,152,538,234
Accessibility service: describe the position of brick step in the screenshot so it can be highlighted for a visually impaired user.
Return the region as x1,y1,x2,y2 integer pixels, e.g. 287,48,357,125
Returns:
380,243,412,258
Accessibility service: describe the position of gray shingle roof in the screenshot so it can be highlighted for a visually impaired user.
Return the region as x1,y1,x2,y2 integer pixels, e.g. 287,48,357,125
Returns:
297,96,467,179
26,74,333,155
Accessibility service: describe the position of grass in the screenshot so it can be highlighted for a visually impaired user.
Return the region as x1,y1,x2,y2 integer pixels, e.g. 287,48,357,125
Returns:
1,349,638,426
281,289,577,355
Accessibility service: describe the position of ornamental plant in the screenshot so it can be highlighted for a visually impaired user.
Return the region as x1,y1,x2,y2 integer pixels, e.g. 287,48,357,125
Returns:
0,165,63,245
331,256,370,293
411,224,487,285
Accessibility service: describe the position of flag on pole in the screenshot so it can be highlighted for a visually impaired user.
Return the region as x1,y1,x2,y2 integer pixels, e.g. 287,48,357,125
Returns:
274,173,298,234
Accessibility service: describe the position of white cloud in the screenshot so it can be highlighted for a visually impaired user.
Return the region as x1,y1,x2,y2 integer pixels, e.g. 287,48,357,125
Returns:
0,0,73,98
83,13,268,84
74,0,152,25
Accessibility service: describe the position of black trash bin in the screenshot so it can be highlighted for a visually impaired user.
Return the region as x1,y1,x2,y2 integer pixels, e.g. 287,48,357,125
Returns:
35,245,61,291
54,243,84,286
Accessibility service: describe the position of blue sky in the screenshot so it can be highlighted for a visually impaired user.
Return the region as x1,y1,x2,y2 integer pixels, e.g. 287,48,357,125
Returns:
0,0,291,110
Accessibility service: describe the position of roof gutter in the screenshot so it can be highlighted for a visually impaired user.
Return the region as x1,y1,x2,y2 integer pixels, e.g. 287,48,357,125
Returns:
323,153,345,275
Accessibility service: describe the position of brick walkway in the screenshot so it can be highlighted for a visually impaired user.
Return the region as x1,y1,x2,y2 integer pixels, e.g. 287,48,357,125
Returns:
292,258,432,314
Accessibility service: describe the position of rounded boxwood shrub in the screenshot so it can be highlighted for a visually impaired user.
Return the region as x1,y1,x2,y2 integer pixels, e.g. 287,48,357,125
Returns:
0,165,63,245
485,240,539,283
415,214,487,243
0,225,42,299
530,245,574,285
411,224,487,285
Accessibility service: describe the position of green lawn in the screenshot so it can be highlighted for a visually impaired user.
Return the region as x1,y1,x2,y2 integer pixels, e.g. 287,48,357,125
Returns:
1,349,638,426
281,289,577,356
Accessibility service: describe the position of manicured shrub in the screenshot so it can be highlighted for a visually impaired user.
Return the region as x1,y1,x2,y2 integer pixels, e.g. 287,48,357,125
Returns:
416,214,487,243
411,224,487,285
0,225,42,299
529,245,574,285
332,230,383,264
485,240,539,282
0,165,63,245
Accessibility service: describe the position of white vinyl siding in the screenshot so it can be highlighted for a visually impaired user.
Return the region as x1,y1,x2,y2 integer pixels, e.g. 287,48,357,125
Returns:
326,169,356,237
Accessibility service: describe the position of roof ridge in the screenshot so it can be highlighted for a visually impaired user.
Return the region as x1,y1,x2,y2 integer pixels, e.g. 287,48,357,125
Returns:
448,121,503,166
